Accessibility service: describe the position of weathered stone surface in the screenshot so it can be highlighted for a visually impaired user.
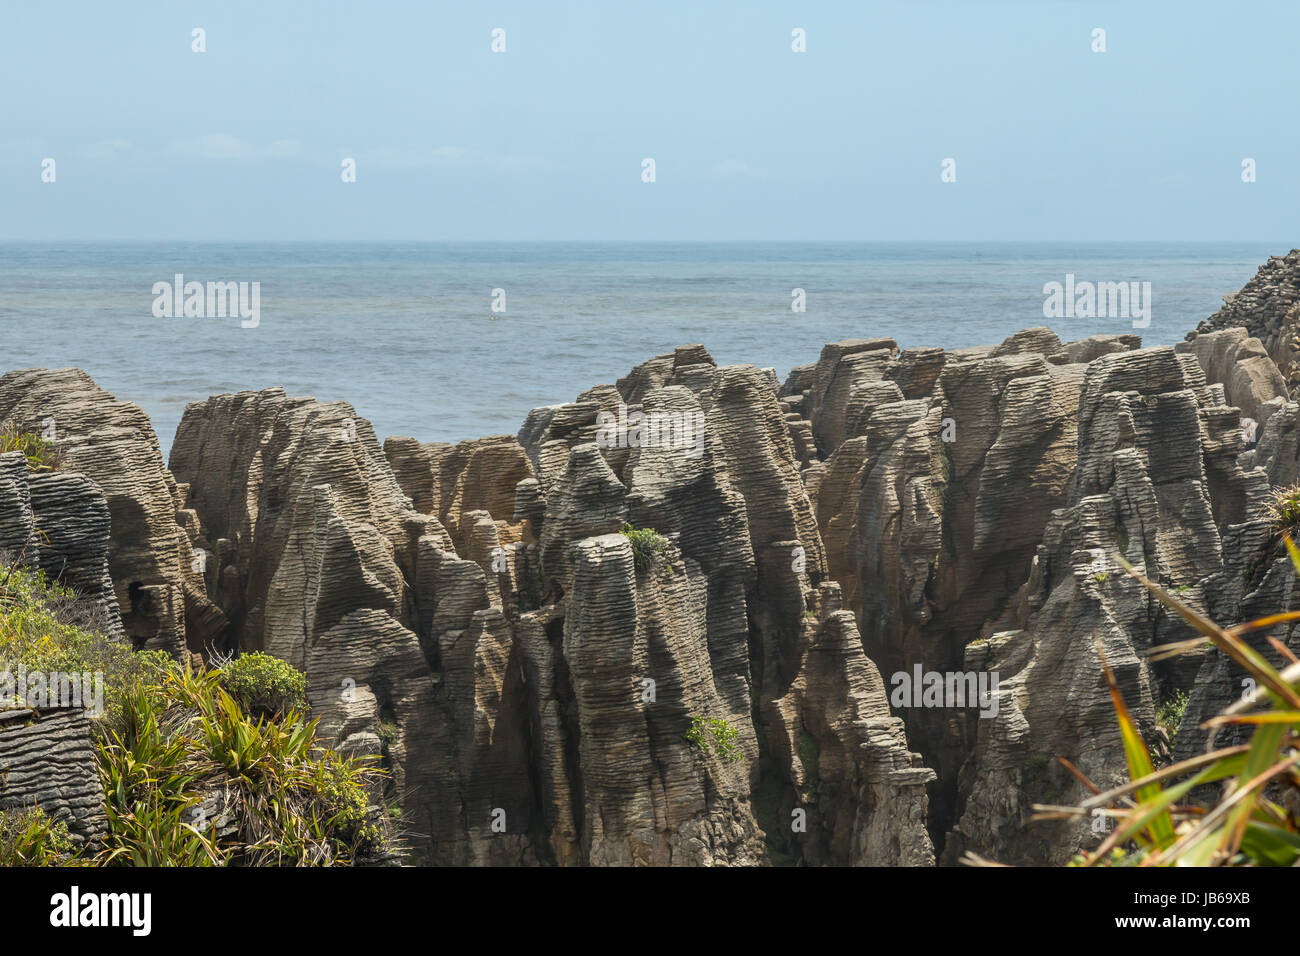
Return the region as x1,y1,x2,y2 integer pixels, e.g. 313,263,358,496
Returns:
0,370,219,656
27,250,1300,867
1189,250,1300,391
385,434,534,554
0,708,108,849
943,346,1264,863
1176,327,1288,426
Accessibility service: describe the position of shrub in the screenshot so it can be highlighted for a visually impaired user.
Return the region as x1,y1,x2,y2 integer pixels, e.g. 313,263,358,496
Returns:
97,665,392,866
0,422,61,472
1156,689,1190,740
1266,485,1300,537
0,559,393,866
219,651,308,718
620,523,670,575
0,563,172,732
685,714,744,763
0,807,76,866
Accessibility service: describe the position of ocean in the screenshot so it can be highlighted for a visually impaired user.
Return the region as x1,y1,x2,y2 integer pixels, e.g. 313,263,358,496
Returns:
0,241,1284,458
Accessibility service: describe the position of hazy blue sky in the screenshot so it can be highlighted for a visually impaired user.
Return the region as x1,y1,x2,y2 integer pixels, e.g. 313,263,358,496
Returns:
2,1,1295,240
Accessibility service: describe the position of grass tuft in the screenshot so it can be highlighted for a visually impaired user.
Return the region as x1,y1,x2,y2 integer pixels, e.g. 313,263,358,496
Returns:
0,422,61,472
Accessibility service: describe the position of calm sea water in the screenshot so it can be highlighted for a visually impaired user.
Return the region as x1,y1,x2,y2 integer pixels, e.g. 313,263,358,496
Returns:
0,241,1284,457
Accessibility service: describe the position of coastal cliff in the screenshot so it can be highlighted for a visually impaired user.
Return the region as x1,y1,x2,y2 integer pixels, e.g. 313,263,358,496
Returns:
6,254,1300,866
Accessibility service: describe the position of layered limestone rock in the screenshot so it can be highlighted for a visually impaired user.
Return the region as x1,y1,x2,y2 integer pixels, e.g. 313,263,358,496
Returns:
0,369,221,657
808,329,1107,839
798,324,1291,864
384,434,533,553
1176,327,1288,427
20,257,1300,868
1189,249,1300,393
506,352,932,865
168,388,498,864
160,337,938,865
0,452,122,637
944,347,1235,862
0,708,109,849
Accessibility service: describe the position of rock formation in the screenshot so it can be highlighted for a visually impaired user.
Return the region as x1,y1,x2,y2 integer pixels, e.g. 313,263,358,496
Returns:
8,251,1300,866
0,369,222,658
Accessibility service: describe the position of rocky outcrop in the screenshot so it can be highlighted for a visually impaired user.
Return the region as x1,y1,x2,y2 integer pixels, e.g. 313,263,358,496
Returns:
167,388,475,862
14,253,1300,868
154,342,935,866
384,434,533,553
808,330,1100,841
1189,249,1300,394
944,346,1256,863
0,708,109,850
1176,327,1288,427
0,369,222,657
800,322,1292,865
0,452,123,637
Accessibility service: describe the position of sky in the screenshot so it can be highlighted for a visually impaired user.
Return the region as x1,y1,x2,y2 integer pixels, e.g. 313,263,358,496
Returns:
1,0,1296,241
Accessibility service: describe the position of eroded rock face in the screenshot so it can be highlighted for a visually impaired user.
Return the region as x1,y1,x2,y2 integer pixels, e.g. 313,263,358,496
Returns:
946,347,1240,863
20,254,1300,868
1189,249,1300,392
1176,327,1288,426
384,434,533,553
0,709,108,850
0,369,220,657
809,330,1099,841
801,325,1291,865
494,353,932,865
0,452,122,638
167,388,486,863
155,342,936,865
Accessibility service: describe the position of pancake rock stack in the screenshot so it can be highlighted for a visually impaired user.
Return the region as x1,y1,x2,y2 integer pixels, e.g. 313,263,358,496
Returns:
6,250,1300,865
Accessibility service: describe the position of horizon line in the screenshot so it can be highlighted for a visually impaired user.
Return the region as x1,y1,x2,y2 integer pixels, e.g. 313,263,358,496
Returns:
1,238,1295,245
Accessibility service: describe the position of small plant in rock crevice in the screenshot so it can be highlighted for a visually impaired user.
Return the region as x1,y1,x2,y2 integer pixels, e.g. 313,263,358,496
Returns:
620,523,672,576
685,714,744,763
0,422,61,473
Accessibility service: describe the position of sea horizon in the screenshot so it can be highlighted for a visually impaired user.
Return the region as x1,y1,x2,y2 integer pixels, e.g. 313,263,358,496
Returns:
0,239,1285,457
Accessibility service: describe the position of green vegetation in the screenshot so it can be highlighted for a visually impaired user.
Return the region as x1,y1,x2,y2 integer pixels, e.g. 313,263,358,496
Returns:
620,523,671,575
1113,518,1130,556
1,564,170,730
0,807,76,866
96,666,389,865
0,422,61,472
1267,485,1300,537
1044,541,1300,867
1156,689,1190,740
796,729,820,783
219,651,308,719
0,560,395,867
685,714,744,763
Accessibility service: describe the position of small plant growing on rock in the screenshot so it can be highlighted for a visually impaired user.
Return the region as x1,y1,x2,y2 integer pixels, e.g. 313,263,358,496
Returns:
620,523,669,576
0,807,76,865
0,422,60,473
219,651,308,719
685,714,743,763
1266,485,1300,537
1156,689,1190,740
